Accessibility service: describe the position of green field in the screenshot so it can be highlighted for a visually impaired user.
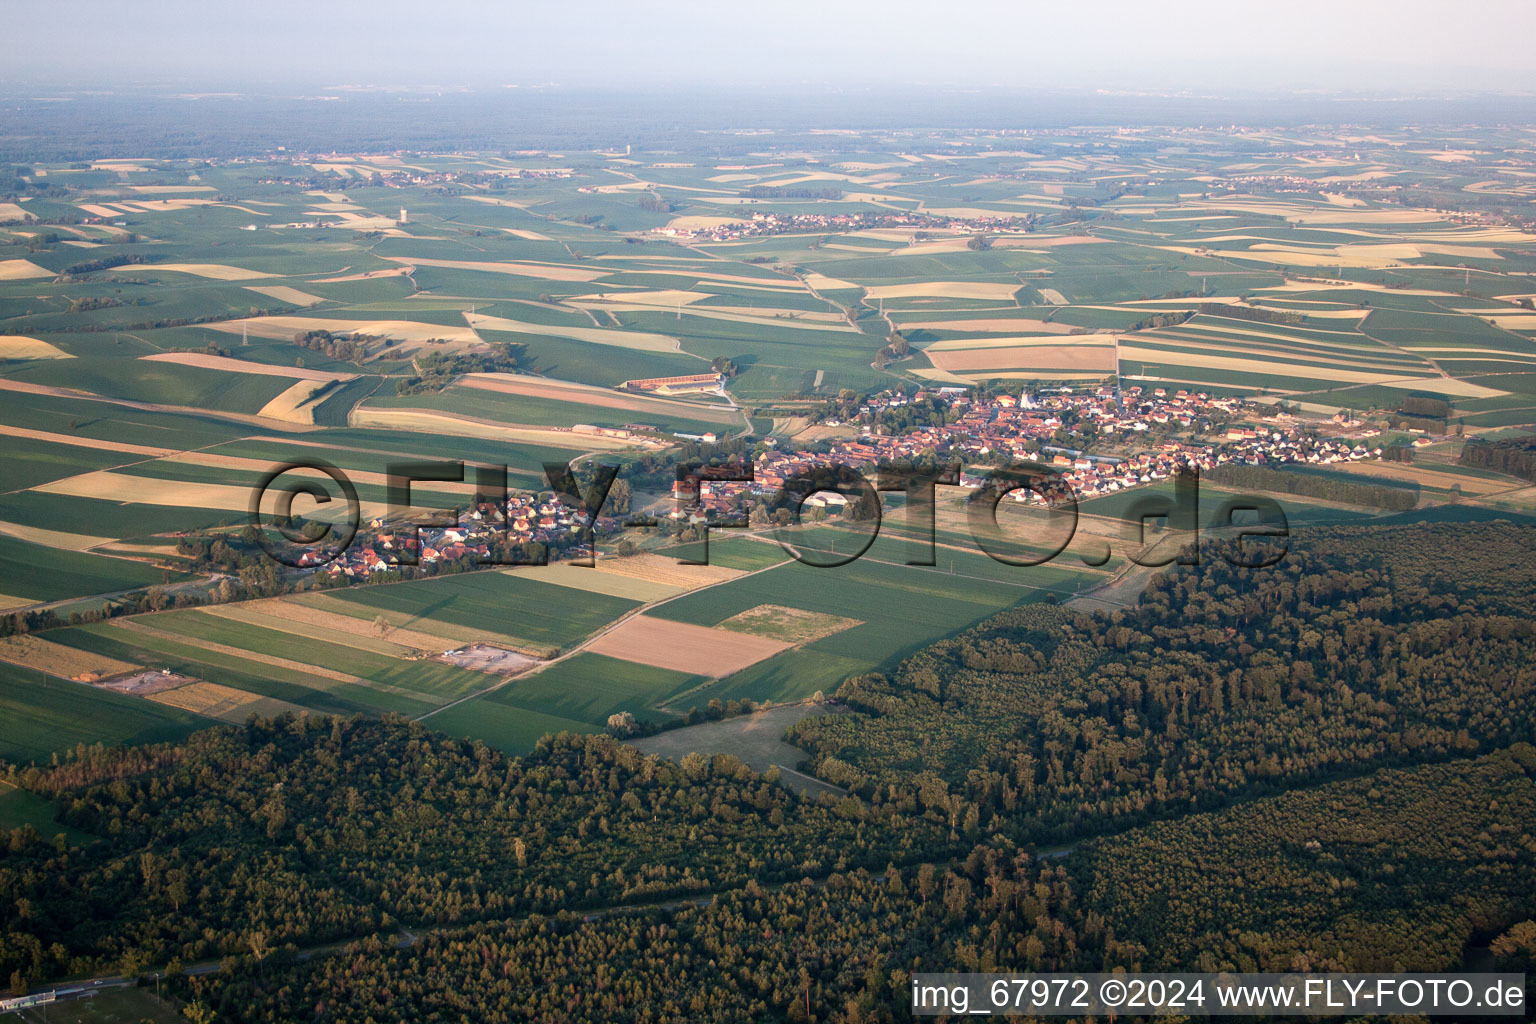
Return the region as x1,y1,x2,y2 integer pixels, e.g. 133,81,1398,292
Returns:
292,572,641,654
0,664,201,763
0,536,189,603
428,652,705,754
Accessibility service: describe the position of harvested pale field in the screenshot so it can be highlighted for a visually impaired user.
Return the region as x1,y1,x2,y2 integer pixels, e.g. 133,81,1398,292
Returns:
349,407,636,449
896,317,1079,334
140,351,356,381
0,336,72,359
0,203,32,221
311,267,412,283
1327,461,1512,495
875,239,974,255
459,373,741,424
149,450,476,497
147,681,309,723
865,282,1021,301
0,520,116,550
577,288,710,306
717,605,861,645
925,334,1114,353
77,204,125,218
257,380,330,423
206,315,479,348
245,284,324,307
379,255,607,282
574,300,855,333
666,214,749,233
133,263,273,280
927,341,1116,373
0,259,51,280
1483,314,1536,330
803,272,860,292
34,469,387,519
464,312,682,353
0,595,32,612
1258,281,1460,298
507,563,683,602
585,614,791,677
910,367,981,386
123,184,215,193
1037,288,1068,305
595,553,746,590
1371,377,1508,398
121,199,221,213
196,604,421,658
1118,343,1439,386
249,597,449,652
0,635,139,681
619,268,803,291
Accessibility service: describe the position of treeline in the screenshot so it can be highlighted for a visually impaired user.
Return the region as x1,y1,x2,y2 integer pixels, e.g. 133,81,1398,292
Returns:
1461,435,1536,482
61,253,150,276
1197,303,1307,325
1205,462,1419,509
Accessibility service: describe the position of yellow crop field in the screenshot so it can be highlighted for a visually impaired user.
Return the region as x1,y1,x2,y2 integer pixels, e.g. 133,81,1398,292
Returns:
244,284,324,306
140,352,355,381
257,380,329,424
927,340,1117,373
349,407,639,449
594,553,746,590
585,615,790,677
0,635,139,681
464,312,681,353
379,255,607,282
133,262,274,280
504,563,684,602
0,336,72,359
0,259,52,280
146,681,309,723
865,282,1021,301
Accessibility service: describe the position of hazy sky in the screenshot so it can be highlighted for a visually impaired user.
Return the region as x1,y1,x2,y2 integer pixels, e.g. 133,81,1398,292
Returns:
9,0,1536,93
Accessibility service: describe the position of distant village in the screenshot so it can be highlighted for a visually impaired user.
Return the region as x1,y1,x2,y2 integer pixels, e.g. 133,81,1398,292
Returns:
312,381,1403,580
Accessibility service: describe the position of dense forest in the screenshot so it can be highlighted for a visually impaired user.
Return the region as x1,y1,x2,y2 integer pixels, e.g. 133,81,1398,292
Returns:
176,750,1536,1023
0,521,1533,1019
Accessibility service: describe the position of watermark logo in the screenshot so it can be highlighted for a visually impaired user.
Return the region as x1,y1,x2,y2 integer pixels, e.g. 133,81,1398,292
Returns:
248,459,1290,572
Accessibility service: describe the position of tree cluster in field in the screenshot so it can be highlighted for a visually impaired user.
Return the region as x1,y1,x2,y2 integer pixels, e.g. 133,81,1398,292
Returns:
394,344,520,395
1195,304,1307,325
291,329,377,365
1461,435,1536,482
637,192,673,214
60,254,150,277
1204,463,1418,510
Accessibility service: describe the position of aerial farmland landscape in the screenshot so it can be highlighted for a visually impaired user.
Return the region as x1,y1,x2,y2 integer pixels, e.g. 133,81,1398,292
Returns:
1,2,1535,1021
